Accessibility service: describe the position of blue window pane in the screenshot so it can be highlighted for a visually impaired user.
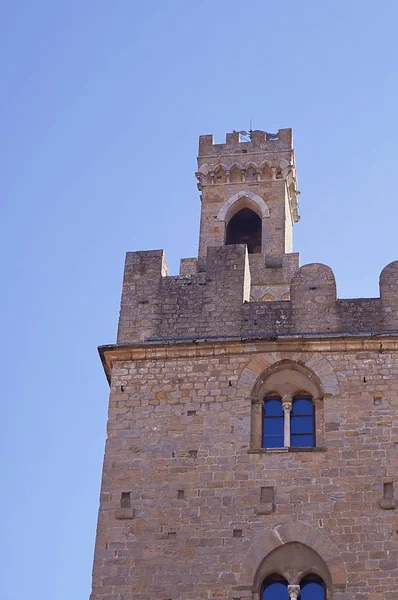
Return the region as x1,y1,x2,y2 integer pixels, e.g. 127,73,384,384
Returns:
264,416,284,435
291,434,315,447
301,578,325,599
291,397,315,447
263,434,284,448
262,581,289,600
292,397,313,415
264,398,283,416
263,398,284,448
291,415,314,434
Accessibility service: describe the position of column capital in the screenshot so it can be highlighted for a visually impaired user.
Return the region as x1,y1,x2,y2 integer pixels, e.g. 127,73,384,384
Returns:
282,395,292,412
288,585,300,600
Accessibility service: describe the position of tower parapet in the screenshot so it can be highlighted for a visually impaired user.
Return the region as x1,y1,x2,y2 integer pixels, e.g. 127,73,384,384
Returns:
116,248,398,344
198,128,293,157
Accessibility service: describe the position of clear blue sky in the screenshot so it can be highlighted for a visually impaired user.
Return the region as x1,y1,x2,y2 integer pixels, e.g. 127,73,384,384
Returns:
1,2,397,599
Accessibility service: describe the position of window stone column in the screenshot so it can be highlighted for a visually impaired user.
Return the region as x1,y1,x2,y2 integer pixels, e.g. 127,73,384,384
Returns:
287,585,300,600
282,395,292,447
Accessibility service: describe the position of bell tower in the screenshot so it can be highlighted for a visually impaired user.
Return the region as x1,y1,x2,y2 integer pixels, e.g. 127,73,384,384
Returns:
196,129,300,301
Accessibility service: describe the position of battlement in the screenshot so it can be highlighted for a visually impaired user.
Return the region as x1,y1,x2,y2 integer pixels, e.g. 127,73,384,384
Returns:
117,247,398,344
198,128,293,157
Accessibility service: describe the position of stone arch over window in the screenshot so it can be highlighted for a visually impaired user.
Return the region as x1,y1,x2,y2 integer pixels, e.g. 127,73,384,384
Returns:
237,352,339,400
217,191,270,253
236,353,339,451
276,158,290,179
240,522,346,599
214,164,227,183
260,161,272,180
217,191,270,254
217,190,270,221
250,361,323,449
245,162,259,182
226,206,262,254
256,544,329,598
230,164,243,183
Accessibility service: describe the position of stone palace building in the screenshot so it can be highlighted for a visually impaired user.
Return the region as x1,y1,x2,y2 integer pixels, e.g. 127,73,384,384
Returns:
90,128,398,600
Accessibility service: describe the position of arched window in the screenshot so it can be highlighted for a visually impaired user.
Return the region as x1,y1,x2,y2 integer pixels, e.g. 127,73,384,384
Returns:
254,542,334,599
262,398,284,448
262,396,316,449
230,164,242,182
262,575,289,599
225,207,262,254
245,164,257,181
214,165,226,183
291,397,315,448
251,361,324,451
300,575,326,599
261,162,272,180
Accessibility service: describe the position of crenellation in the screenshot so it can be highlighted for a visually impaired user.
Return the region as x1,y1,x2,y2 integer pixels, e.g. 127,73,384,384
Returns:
179,257,198,276
380,260,398,330
198,129,293,158
117,248,398,343
338,298,382,333
290,263,338,333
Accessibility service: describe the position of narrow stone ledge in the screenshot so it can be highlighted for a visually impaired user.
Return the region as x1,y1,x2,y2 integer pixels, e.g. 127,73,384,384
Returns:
115,508,135,520
290,446,327,453
248,448,288,454
248,447,327,454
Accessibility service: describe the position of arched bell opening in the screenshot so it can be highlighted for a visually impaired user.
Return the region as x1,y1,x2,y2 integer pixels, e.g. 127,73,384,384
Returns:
225,207,262,254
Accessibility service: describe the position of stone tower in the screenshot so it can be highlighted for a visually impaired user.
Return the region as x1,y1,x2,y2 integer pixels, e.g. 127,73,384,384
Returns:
91,129,398,600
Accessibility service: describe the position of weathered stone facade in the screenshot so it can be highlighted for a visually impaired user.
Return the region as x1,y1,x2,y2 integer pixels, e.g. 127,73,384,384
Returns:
90,129,398,600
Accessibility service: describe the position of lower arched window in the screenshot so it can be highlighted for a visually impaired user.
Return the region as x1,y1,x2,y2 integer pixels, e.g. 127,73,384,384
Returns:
300,575,326,599
262,575,288,599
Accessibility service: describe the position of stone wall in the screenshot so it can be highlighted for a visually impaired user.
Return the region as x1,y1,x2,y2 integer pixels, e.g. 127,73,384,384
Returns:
117,246,398,344
91,127,398,600
91,340,398,599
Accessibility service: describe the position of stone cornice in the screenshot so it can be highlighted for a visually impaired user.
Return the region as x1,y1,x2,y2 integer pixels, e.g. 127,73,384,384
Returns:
98,332,398,384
